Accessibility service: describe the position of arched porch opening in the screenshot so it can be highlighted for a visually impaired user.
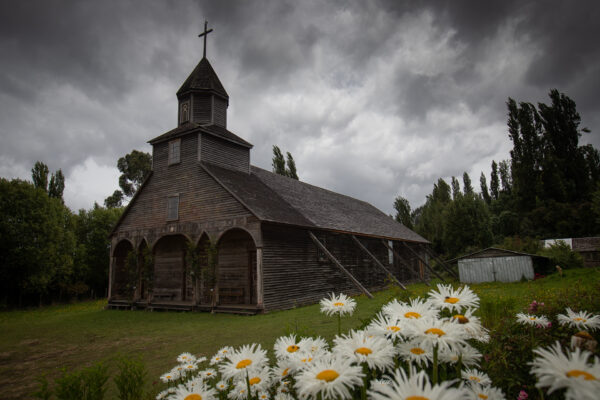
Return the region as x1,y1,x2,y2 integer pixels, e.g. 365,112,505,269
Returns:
112,239,134,299
152,234,188,302
136,239,151,301
217,229,257,305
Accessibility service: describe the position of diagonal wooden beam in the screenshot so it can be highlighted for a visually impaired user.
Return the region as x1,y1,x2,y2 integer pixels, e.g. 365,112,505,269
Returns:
351,235,407,290
401,241,445,282
381,239,430,286
420,244,459,279
308,231,373,299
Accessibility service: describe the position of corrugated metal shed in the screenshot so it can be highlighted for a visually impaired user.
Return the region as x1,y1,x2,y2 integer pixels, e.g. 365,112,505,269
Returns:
454,248,542,283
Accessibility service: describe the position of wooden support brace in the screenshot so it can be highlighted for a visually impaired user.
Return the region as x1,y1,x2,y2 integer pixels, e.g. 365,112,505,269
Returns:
401,241,445,282
352,235,407,290
308,231,373,299
420,244,459,280
381,240,430,286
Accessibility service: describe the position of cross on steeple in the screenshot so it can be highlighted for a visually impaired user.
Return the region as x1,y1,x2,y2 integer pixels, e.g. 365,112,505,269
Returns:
198,20,213,59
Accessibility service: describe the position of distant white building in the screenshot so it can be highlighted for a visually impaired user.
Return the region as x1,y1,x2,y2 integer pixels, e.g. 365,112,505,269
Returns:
452,248,548,284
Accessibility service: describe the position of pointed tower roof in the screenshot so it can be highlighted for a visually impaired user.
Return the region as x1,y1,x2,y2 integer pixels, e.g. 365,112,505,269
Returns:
176,57,229,98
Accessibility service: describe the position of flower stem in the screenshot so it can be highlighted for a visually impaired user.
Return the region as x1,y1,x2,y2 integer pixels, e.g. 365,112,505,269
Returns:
338,313,341,336
432,344,439,385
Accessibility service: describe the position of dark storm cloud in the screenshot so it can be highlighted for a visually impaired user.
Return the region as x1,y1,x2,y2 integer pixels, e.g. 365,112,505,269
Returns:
1,0,598,211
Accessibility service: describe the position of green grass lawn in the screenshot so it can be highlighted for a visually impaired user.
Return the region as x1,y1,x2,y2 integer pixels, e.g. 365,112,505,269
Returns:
1,267,599,399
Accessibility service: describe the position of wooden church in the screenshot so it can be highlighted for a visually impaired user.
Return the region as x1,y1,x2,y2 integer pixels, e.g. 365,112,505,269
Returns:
108,27,431,313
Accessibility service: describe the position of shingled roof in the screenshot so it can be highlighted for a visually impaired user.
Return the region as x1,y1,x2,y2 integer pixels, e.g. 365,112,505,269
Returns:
148,122,252,148
204,163,428,243
177,57,228,98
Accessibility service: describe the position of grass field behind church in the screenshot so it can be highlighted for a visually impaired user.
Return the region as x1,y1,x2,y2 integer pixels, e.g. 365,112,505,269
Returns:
1,267,599,399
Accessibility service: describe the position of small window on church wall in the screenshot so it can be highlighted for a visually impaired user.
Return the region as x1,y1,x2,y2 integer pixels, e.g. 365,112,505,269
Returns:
168,139,181,165
180,101,190,124
167,195,179,220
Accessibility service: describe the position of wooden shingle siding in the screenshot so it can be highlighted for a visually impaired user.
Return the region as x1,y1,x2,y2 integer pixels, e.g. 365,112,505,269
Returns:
116,134,253,233
261,225,394,311
200,134,250,173
213,96,227,127
193,93,212,124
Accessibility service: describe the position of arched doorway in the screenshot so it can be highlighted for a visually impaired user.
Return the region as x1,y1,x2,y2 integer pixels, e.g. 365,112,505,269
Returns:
152,235,188,302
217,229,257,305
112,240,134,299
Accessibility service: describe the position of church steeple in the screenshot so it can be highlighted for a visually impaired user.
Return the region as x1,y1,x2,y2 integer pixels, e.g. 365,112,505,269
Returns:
176,22,228,128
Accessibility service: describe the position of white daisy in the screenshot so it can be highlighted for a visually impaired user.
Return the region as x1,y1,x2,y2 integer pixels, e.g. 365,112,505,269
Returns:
274,392,294,400
218,346,234,357
530,341,600,400
333,329,396,371
227,381,250,400
428,284,479,313
245,367,274,393
273,360,295,380
516,313,550,328
219,343,268,380
182,362,198,373
171,380,217,400
256,391,270,400
210,353,225,365
464,382,505,400
366,313,407,341
407,316,467,353
558,308,600,332
177,352,197,364
299,336,329,355
438,343,482,367
200,368,217,380
294,354,364,400
160,370,180,383
397,340,433,367
382,297,439,321
461,368,492,386
214,380,229,392
368,367,465,400
450,308,489,342
320,293,357,316
289,349,325,370
274,334,303,360
156,388,176,400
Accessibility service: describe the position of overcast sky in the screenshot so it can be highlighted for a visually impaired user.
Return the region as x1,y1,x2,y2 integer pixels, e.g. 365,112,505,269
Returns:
1,0,599,215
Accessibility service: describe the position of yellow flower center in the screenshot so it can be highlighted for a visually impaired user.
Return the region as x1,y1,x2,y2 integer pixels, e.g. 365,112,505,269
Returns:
316,369,340,382
287,345,299,353
282,368,290,376
425,328,446,336
185,395,202,400
387,326,401,332
406,397,430,400
249,377,261,385
301,357,313,363
236,359,252,369
206,372,212,376
165,375,172,379
410,347,425,355
478,395,488,399
529,317,537,320
445,297,459,304
469,376,481,382
573,317,587,322
355,347,373,356
575,331,594,340
453,314,469,324
334,302,344,307
186,365,194,369
405,311,422,319
566,370,596,380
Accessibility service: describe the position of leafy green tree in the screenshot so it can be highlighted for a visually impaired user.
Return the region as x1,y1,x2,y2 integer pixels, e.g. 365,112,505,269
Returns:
286,152,299,180
104,190,124,208
462,172,474,196
31,161,49,191
48,169,65,200
490,160,499,200
443,193,493,257
105,150,151,206
74,204,123,298
272,145,286,176
480,172,491,204
498,160,512,194
393,196,413,229
451,176,461,200
414,178,451,254
0,178,75,306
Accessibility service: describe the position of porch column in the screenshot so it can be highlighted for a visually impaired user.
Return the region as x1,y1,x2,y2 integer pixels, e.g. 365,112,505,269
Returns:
108,253,114,300
256,247,263,307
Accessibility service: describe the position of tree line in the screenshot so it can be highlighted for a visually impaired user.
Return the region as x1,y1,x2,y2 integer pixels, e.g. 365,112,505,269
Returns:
395,89,600,259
